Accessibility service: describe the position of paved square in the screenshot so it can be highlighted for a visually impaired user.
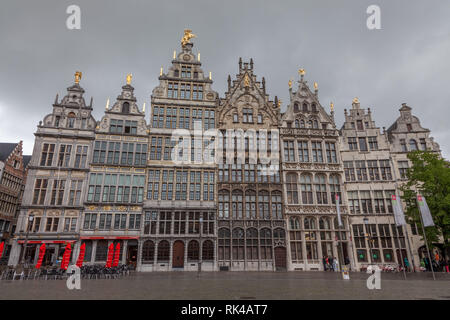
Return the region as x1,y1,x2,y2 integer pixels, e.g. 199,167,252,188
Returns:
1,271,449,300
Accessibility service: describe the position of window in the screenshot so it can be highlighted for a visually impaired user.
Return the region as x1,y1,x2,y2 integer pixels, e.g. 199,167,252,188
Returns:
325,142,337,163
379,160,392,180
367,160,380,181
122,102,130,114
40,143,55,166
344,161,355,181
147,170,160,200
106,142,120,165
50,179,65,205
360,191,373,214
232,190,243,218
32,179,48,205
63,217,77,232
87,173,103,202
242,108,253,123
368,137,378,150
329,175,341,204
158,212,171,234
311,141,323,163
409,139,418,151
357,120,363,130
286,173,298,204
109,119,124,133
83,213,97,230
300,174,313,204
232,228,245,260
95,240,108,261
93,141,107,164
167,82,178,98
258,191,270,219
348,137,357,150
353,225,366,249
192,85,203,100
374,191,385,214
189,171,201,200
355,160,368,181
128,214,141,229
218,228,231,260
124,121,137,134
271,191,282,219
384,190,395,213
406,123,412,131
181,65,191,78
245,228,258,260
260,228,272,260
67,113,76,128
142,240,155,264
45,217,59,232
297,141,309,162
245,190,256,219
57,145,72,167
398,161,409,179
290,229,302,262
187,240,199,261
283,141,295,162
257,113,263,124
400,139,407,152
218,190,230,218
315,174,327,204
420,138,427,150
150,136,163,160
233,113,238,123
144,211,158,235
98,213,112,230
120,143,134,165
358,137,368,151
55,116,60,127
180,83,191,99
348,191,360,214
74,145,88,168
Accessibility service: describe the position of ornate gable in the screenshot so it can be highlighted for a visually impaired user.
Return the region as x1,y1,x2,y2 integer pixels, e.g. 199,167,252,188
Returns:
218,58,280,128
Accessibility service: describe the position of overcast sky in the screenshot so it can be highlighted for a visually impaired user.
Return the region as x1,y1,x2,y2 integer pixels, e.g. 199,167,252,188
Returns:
1,0,449,158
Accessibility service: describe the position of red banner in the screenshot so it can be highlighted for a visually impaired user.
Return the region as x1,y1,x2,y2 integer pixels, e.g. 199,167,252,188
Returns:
105,243,114,268
112,242,121,267
76,243,86,268
35,243,46,269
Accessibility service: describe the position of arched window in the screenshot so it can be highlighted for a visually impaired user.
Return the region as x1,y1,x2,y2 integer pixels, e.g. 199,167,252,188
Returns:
218,228,230,260
157,240,170,262
246,228,258,260
271,191,282,219
232,228,244,260
304,217,316,229
329,175,341,204
319,217,331,230
232,190,243,218
122,102,130,114
300,119,305,128
303,103,308,112
315,174,328,204
67,112,76,128
258,190,270,219
300,174,313,204
409,139,418,151
273,228,285,241
295,120,299,128
312,103,317,112
142,240,155,264
308,120,312,128
290,217,300,230
334,217,346,230
260,228,272,259
187,240,199,261
286,173,298,204
245,190,256,219
294,103,299,112
218,190,230,218
313,120,319,129
202,240,214,261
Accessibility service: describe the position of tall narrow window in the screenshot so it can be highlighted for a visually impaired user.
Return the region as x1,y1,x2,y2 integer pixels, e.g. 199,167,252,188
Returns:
286,173,298,204
300,174,313,204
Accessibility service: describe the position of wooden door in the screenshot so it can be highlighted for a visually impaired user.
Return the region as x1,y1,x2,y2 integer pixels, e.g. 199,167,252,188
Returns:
274,247,287,270
172,241,184,268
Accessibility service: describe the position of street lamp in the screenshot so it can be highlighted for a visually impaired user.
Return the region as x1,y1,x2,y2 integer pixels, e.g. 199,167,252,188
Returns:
363,218,372,265
19,214,34,266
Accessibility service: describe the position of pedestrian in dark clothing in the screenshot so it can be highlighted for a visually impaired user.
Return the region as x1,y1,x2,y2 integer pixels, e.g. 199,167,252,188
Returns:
322,256,327,271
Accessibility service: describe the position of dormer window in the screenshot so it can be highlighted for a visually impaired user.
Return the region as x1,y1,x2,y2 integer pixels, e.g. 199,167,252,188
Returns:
303,103,308,112
357,120,363,130
407,123,412,131
313,120,319,129
294,103,299,113
311,103,317,112
55,116,60,127
243,108,253,123
122,102,130,114
67,112,76,128
409,139,418,151
181,65,191,78
174,70,179,77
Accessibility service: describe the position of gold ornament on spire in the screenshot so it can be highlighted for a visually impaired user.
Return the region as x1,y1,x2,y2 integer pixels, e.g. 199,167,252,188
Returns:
288,79,293,89
314,82,318,90
209,72,212,80
142,102,146,113
74,71,82,84
197,52,200,61
352,97,359,104
298,68,305,76
126,73,132,85
244,74,250,87
105,98,110,110
160,67,163,76
173,50,176,59
277,99,282,108
330,102,334,112
181,29,196,47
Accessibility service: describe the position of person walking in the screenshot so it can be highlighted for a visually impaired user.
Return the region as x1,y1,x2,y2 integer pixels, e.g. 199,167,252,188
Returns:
328,255,333,271
403,257,410,272
322,256,327,271
333,257,338,272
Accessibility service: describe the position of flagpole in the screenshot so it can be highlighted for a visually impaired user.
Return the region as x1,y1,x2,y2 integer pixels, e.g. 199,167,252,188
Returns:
396,225,407,279
417,201,436,280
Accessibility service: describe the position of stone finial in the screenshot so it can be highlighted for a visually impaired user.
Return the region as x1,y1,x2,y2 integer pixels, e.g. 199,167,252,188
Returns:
250,58,254,70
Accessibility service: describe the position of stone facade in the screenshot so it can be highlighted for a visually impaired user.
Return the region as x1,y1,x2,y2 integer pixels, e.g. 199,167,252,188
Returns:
7,33,444,272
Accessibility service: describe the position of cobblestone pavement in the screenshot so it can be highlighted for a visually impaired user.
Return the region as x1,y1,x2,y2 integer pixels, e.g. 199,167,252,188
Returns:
1,271,449,300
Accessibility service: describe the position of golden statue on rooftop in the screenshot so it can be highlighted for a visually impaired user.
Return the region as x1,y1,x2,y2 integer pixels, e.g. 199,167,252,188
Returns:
298,68,305,76
288,79,292,88
353,97,359,104
126,73,132,85
74,71,82,84
314,82,318,90
181,29,196,47
330,102,334,112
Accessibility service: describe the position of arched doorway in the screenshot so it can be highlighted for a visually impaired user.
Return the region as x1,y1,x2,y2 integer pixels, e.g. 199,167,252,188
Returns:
172,240,184,268
274,247,287,270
